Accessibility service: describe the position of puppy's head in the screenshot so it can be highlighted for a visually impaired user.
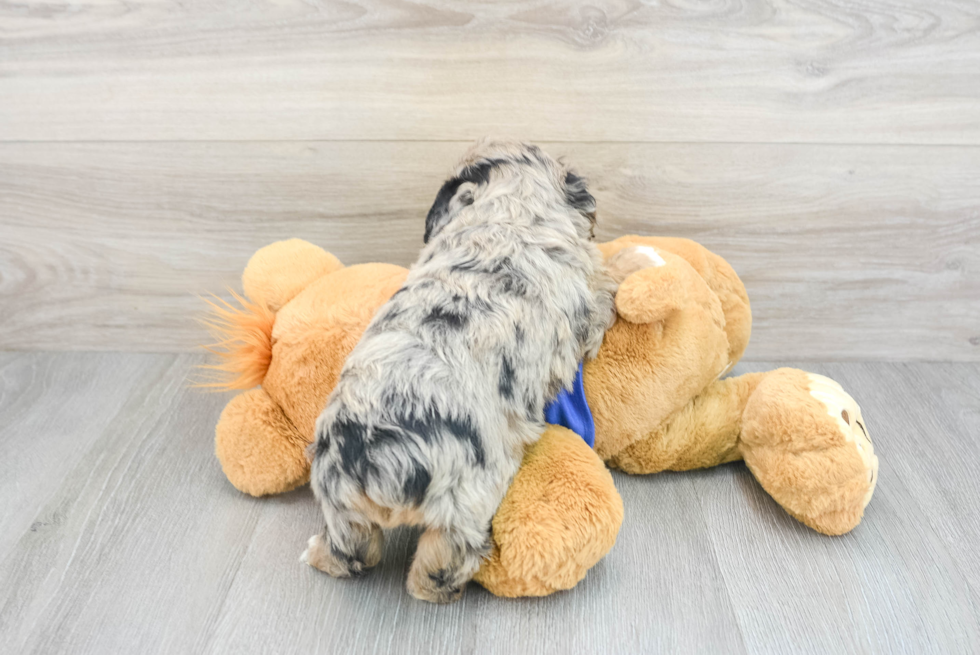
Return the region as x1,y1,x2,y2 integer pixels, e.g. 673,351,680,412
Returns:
423,139,597,243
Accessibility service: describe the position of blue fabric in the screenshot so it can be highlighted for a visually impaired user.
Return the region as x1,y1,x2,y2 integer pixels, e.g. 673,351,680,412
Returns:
543,362,595,448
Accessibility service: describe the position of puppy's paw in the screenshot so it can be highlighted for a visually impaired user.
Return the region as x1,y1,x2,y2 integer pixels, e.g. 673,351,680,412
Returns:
301,534,354,578
299,534,318,564
406,566,465,604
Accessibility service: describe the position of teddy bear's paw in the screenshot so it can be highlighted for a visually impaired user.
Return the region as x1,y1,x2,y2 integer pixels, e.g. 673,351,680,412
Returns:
741,368,879,536
806,373,878,509
473,427,624,597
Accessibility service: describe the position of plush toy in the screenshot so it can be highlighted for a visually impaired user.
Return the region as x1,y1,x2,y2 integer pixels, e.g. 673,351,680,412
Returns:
585,236,878,535
203,236,878,597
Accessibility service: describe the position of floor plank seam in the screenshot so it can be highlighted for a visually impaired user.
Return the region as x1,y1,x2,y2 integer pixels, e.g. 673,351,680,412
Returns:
686,474,750,654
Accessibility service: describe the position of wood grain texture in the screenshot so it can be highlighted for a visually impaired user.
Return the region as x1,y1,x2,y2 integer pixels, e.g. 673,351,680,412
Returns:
1,354,978,654
2,141,978,359
699,362,980,654
0,352,175,558
1,0,979,143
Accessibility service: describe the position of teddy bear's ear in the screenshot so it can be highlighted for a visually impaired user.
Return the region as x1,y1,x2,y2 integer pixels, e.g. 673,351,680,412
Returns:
243,239,344,312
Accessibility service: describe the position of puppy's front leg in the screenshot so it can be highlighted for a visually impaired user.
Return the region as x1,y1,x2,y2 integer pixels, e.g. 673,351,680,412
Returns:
407,527,487,604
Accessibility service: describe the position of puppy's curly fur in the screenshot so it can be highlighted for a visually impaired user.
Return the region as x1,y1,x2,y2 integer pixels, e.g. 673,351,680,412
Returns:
303,140,616,603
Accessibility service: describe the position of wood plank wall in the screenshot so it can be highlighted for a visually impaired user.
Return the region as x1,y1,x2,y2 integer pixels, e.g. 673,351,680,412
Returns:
1,1,978,359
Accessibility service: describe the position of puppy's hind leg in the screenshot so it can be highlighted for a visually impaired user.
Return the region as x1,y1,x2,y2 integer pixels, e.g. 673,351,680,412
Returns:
302,504,384,578
407,525,489,604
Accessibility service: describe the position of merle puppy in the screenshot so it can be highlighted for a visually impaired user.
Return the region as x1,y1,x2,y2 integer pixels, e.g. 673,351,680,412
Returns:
301,140,616,603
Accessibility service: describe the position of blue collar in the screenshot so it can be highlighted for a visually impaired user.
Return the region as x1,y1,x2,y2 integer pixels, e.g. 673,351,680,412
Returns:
543,362,595,448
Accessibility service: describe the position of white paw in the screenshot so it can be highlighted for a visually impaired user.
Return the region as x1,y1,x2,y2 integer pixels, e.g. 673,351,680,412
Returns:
299,534,319,565
807,373,879,508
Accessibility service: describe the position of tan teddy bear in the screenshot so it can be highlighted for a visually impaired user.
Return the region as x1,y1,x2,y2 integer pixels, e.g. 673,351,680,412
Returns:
204,236,878,597
587,236,878,535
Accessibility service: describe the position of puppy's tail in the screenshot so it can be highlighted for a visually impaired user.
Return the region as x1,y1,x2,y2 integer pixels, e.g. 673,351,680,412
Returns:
196,290,276,391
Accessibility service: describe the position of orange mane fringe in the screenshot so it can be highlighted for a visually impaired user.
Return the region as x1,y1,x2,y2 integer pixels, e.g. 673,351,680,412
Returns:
197,290,275,391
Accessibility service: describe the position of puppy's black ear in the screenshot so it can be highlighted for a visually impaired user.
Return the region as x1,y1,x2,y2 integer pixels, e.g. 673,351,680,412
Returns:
424,177,467,244
423,161,495,244
564,171,596,222
564,171,597,240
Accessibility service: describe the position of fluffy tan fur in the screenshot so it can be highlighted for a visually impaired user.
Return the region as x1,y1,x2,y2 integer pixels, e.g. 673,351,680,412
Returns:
588,236,876,538
473,426,624,596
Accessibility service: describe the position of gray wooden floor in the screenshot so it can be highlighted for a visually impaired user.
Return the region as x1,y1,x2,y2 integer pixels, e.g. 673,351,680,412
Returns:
1,353,978,654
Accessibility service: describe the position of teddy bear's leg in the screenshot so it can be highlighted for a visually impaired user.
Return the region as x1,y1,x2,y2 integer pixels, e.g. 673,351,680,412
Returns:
607,372,767,474
473,426,624,597
740,369,878,535
215,388,312,496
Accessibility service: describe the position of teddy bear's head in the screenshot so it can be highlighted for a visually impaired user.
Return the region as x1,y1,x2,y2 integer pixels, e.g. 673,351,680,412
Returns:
585,236,752,462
